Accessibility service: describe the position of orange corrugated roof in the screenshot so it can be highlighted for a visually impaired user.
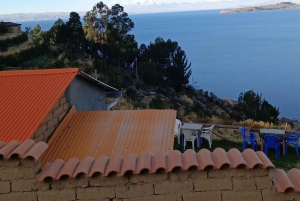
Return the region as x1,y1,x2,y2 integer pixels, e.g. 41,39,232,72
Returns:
0,68,79,143
41,107,176,167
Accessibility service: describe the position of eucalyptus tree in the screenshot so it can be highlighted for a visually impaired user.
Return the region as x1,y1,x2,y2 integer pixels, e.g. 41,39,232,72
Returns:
84,2,137,68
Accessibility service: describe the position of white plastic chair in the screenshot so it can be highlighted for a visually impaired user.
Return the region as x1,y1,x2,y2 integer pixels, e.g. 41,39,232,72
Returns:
182,130,197,150
200,125,215,148
174,119,182,144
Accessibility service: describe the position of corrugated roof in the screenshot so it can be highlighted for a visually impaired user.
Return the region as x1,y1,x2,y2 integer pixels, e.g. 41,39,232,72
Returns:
37,148,275,181
40,107,176,167
0,68,79,143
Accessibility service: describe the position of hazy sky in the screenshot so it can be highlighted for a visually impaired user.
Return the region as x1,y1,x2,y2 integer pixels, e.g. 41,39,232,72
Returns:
1,0,299,14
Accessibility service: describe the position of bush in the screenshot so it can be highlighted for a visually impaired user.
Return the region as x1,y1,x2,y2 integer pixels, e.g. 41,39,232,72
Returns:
0,23,7,35
126,87,137,101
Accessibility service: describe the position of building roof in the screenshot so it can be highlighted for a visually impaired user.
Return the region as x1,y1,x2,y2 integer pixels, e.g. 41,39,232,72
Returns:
40,107,176,167
37,148,275,181
0,68,117,143
1,22,22,27
0,139,48,160
0,68,78,143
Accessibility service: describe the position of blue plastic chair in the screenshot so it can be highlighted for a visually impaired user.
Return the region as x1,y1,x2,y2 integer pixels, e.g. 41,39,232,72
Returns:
285,132,300,155
263,135,281,159
239,127,257,151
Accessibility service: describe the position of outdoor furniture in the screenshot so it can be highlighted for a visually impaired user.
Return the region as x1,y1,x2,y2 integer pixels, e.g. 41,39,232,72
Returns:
182,130,197,150
199,125,215,148
285,132,300,155
174,119,182,144
263,135,281,159
181,123,203,148
260,129,286,155
239,127,257,151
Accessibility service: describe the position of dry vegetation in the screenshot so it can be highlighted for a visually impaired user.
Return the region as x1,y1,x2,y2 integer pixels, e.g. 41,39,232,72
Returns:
0,34,36,56
0,32,21,40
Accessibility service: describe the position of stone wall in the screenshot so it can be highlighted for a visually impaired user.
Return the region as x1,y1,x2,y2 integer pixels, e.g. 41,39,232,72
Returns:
1,158,300,201
32,92,70,142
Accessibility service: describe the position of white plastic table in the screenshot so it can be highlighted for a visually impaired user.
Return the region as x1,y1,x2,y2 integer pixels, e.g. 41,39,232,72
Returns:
181,123,203,148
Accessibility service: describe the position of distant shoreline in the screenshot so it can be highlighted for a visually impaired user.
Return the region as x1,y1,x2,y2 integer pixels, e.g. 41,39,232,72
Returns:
220,2,300,14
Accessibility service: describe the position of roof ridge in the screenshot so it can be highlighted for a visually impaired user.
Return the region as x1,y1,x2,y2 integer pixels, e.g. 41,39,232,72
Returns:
0,68,79,76
37,148,275,182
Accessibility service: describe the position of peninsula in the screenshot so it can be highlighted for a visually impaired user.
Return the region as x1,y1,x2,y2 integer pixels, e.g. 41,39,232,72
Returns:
220,2,300,14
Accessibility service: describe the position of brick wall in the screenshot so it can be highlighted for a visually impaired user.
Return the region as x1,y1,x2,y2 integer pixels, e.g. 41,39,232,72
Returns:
1,159,300,201
32,92,70,142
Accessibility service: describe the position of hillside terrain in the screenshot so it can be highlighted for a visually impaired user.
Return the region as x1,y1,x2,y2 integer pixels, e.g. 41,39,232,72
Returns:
0,2,290,129
220,2,300,14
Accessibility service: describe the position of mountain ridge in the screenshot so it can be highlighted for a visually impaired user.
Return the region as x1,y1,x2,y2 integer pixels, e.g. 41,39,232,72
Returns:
220,2,300,13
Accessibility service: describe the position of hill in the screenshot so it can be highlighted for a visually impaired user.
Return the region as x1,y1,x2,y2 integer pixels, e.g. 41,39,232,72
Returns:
220,2,300,14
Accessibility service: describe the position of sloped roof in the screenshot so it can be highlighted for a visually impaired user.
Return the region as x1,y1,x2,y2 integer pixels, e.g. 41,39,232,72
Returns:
0,68,78,143
0,68,118,144
37,148,275,181
1,22,22,27
40,107,176,167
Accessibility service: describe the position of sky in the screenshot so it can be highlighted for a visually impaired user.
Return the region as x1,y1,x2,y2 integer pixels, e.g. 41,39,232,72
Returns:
1,0,300,14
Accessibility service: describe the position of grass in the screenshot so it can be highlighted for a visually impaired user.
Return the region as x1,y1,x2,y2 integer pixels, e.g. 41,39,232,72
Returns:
0,34,41,56
0,32,21,40
173,133,300,171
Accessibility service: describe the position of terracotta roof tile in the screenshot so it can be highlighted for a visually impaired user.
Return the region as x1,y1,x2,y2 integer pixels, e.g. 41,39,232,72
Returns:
37,148,274,182
168,150,183,172
0,139,47,160
242,149,264,168
212,148,231,169
41,109,176,167
272,168,300,193
227,149,247,168
39,159,65,181
73,156,95,178
136,152,152,174
56,157,80,180
88,156,109,177
182,149,199,170
152,152,168,173
0,68,79,143
104,154,123,176
119,153,138,176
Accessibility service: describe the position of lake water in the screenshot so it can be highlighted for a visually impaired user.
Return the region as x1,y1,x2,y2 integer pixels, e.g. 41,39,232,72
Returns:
19,9,300,120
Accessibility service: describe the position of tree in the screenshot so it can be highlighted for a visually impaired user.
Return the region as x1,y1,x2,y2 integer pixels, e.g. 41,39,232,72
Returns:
44,13,86,52
84,2,137,68
32,24,41,35
0,21,7,35
237,90,280,123
139,37,192,91
65,12,86,50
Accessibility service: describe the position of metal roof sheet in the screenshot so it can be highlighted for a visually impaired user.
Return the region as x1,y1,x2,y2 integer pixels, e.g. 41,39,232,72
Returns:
0,68,79,143
41,107,176,167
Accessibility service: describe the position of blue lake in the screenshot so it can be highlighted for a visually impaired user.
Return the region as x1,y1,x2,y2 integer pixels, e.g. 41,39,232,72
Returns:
19,9,300,120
